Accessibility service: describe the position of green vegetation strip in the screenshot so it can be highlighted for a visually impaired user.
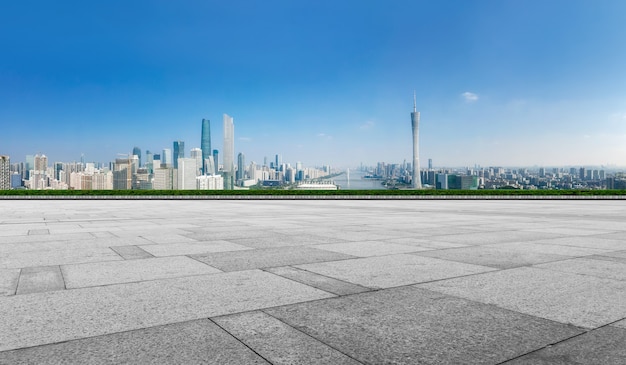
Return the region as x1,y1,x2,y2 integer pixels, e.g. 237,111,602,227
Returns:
1,189,625,196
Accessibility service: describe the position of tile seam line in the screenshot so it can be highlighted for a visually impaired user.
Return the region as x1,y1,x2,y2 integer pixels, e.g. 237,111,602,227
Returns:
207,318,274,365
260,267,365,297
0,317,228,355
495,318,626,365
260,310,368,365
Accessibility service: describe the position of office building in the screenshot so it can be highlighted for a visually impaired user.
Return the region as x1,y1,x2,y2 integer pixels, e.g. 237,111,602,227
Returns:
212,150,219,174
411,92,422,189
197,174,224,190
201,119,211,175
173,141,184,169
177,158,198,190
162,148,172,168
223,114,235,190
237,152,245,182
190,148,203,176
0,156,10,190
132,146,141,167
153,168,175,190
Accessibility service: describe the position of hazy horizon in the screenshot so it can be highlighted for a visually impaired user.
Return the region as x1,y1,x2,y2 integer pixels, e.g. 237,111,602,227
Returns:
2,1,625,168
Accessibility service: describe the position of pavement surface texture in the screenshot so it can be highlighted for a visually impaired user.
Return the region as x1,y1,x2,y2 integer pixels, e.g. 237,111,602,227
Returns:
0,200,625,364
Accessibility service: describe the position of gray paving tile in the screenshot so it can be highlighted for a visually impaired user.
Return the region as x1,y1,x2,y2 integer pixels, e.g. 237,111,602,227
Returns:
612,319,626,329
0,269,20,296
585,254,626,264
139,233,198,244
428,230,565,245
214,311,361,365
295,254,496,289
139,241,251,257
420,267,626,328
0,319,270,365
110,245,154,260
264,266,371,296
28,229,49,235
521,227,614,236
230,234,348,248
16,266,65,295
414,245,573,269
480,241,610,257
1,247,123,269
191,247,356,272
266,286,582,365
0,269,333,351
531,236,626,251
385,236,470,249
0,232,94,244
504,326,626,365
62,256,221,289
533,257,626,281
314,241,427,257
595,231,626,241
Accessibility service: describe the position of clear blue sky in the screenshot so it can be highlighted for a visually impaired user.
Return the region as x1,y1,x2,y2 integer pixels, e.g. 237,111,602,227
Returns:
1,0,625,168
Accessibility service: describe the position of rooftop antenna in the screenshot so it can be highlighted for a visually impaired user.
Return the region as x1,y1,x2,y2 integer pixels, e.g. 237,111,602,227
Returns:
413,90,417,112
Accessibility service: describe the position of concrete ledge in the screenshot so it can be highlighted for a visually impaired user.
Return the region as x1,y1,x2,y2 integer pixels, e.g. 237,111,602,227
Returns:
0,195,624,200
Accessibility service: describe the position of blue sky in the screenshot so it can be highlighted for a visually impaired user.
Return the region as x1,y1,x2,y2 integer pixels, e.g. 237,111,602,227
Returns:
1,0,625,168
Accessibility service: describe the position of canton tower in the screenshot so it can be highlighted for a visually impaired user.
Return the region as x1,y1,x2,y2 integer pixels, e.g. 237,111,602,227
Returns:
411,92,422,189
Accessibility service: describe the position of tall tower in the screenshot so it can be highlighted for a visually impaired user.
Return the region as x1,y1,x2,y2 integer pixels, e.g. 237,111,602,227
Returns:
132,147,142,167
0,155,10,190
173,141,184,169
201,119,211,174
411,92,422,189
223,114,235,190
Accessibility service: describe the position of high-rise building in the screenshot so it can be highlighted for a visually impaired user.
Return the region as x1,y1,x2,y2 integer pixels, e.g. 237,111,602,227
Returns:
212,150,219,175
201,119,211,175
162,148,172,168
145,150,154,174
275,154,282,170
223,114,235,190
411,92,422,189
204,156,215,176
132,147,142,167
177,158,198,190
428,158,433,170
173,141,184,169
237,152,245,182
190,148,203,176
0,155,10,190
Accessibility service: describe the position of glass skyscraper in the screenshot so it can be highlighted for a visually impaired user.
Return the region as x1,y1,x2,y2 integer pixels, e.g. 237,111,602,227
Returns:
201,119,211,175
173,141,184,169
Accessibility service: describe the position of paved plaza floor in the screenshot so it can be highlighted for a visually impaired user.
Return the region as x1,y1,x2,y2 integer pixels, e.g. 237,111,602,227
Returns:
1,199,625,364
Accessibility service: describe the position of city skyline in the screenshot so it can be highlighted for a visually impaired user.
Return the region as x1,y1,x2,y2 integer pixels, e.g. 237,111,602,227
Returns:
1,1,626,167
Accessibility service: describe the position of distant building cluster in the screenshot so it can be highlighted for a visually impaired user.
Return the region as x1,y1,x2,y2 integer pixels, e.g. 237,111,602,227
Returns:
0,115,332,191
359,160,626,190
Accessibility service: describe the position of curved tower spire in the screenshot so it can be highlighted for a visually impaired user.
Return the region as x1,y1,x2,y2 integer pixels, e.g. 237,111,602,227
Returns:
411,92,422,189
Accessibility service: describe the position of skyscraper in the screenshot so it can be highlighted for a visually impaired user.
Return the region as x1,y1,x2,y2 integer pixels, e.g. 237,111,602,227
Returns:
162,148,172,168
190,147,203,176
411,92,422,189
201,119,211,175
132,146,142,167
173,141,184,169
237,152,245,182
212,149,219,175
223,114,235,190
0,155,10,190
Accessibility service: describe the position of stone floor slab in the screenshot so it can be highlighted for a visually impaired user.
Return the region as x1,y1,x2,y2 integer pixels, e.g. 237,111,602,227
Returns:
531,236,626,251
62,256,221,289
314,241,427,257
1,247,122,269
16,266,65,295
264,266,371,296
191,246,356,272
0,269,333,351
295,253,496,289
419,267,626,328
110,245,154,260
503,326,626,365
229,234,348,248
214,311,361,365
533,257,626,281
427,230,565,245
0,319,270,365
265,286,582,365
139,241,251,257
0,269,20,296
414,245,573,269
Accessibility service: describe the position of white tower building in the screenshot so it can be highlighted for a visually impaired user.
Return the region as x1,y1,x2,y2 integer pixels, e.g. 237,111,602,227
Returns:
223,114,235,190
411,92,422,189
